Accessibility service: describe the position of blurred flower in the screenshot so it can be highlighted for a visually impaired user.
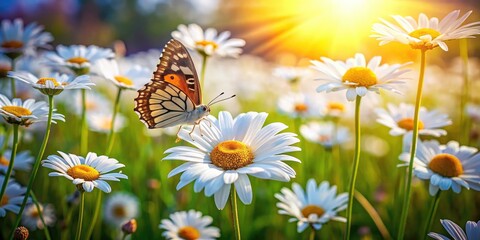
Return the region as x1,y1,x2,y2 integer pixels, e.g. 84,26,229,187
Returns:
104,192,139,227
372,10,480,51
13,226,29,240
87,111,126,133
399,140,480,196
300,122,350,149
44,45,114,75
164,111,300,209
429,219,480,240
273,66,307,85
8,71,93,96
311,53,410,101
122,219,137,235
277,92,322,119
147,179,160,190
0,176,28,217
275,179,348,233
41,151,128,193
0,18,53,59
159,210,220,240
0,150,33,174
126,49,162,71
467,104,480,123
21,203,56,230
0,94,64,126
172,23,245,57
0,54,12,77
361,135,390,157
375,103,452,137
94,59,150,90
67,91,111,116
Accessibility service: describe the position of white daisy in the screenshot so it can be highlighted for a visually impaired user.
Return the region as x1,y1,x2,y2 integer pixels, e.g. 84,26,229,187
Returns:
94,59,150,90
87,111,127,133
0,94,65,126
375,103,452,137
311,53,410,101
429,219,480,240
44,45,114,74
273,66,307,85
159,210,220,240
8,71,93,96
0,150,34,174
172,23,246,57
300,122,350,149
21,203,56,230
41,151,128,193
0,176,29,217
104,192,139,227
0,18,53,58
277,92,322,118
275,179,348,233
164,111,300,210
372,10,480,51
399,140,480,196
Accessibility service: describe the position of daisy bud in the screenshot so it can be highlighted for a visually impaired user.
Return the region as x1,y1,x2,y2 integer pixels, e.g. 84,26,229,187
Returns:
122,219,137,235
147,179,160,190
13,226,29,240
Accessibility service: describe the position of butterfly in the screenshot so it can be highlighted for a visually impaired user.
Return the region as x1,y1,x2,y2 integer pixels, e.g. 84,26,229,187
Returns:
134,39,233,137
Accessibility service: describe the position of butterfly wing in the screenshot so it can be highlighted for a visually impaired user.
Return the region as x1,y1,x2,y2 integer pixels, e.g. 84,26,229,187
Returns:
134,39,200,128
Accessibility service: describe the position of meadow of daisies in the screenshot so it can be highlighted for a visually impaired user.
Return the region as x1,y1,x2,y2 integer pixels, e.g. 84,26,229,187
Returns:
0,5,480,240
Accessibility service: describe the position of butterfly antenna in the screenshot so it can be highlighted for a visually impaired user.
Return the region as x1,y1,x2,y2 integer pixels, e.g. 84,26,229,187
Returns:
207,92,225,106
208,94,236,106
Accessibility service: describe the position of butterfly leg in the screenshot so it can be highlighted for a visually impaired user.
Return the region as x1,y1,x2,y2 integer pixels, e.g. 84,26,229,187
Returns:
188,124,198,140
175,125,184,143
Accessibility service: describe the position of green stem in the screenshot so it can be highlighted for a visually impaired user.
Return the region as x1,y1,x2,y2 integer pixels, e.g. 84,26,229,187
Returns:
345,95,362,240
230,187,241,240
80,89,88,155
354,190,391,240
10,78,16,99
10,95,55,239
106,88,122,155
200,54,208,101
85,191,102,239
0,124,19,201
397,49,427,240
422,192,441,240
309,226,316,240
75,191,85,240
459,39,470,144
31,191,52,240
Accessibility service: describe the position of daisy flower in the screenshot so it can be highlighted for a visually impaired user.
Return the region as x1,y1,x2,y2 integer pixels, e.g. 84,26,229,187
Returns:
164,111,300,209
429,219,480,240
21,203,56,230
311,53,410,101
103,192,139,227
273,66,307,85
87,111,127,133
172,23,246,57
94,59,150,90
0,176,29,217
41,151,128,193
44,45,114,74
0,18,53,58
399,140,480,196
375,103,452,137
300,122,350,149
275,179,348,233
277,92,322,118
159,210,220,240
0,150,34,174
8,71,93,96
0,94,64,126
372,10,480,51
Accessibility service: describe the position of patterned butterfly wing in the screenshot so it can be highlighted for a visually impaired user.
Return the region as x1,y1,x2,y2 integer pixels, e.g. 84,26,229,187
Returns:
134,39,200,128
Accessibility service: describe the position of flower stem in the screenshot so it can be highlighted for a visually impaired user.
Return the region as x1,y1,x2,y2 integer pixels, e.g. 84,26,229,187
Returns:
106,88,122,155
309,226,316,240
354,190,391,240
0,124,19,202
397,49,427,240
31,191,52,240
459,39,470,144
85,191,102,239
10,78,16,98
200,54,208,101
75,191,85,240
80,89,88,155
345,95,362,240
9,95,55,239
422,191,441,240
230,187,241,240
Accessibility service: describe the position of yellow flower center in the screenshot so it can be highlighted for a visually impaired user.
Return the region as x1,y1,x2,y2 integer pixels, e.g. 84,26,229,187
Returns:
67,57,89,64
0,64,11,77
114,75,133,86
408,28,441,50
318,135,330,142
112,204,126,218
294,103,308,113
29,205,42,217
327,102,345,112
196,40,218,50
66,164,100,181
342,67,377,87
100,118,113,130
210,140,254,170
397,118,424,131
178,226,200,240
1,106,32,117
0,195,9,206
0,156,9,166
301,205,325,218
36,77,61,87
429,153,464,178
1,40,23,49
